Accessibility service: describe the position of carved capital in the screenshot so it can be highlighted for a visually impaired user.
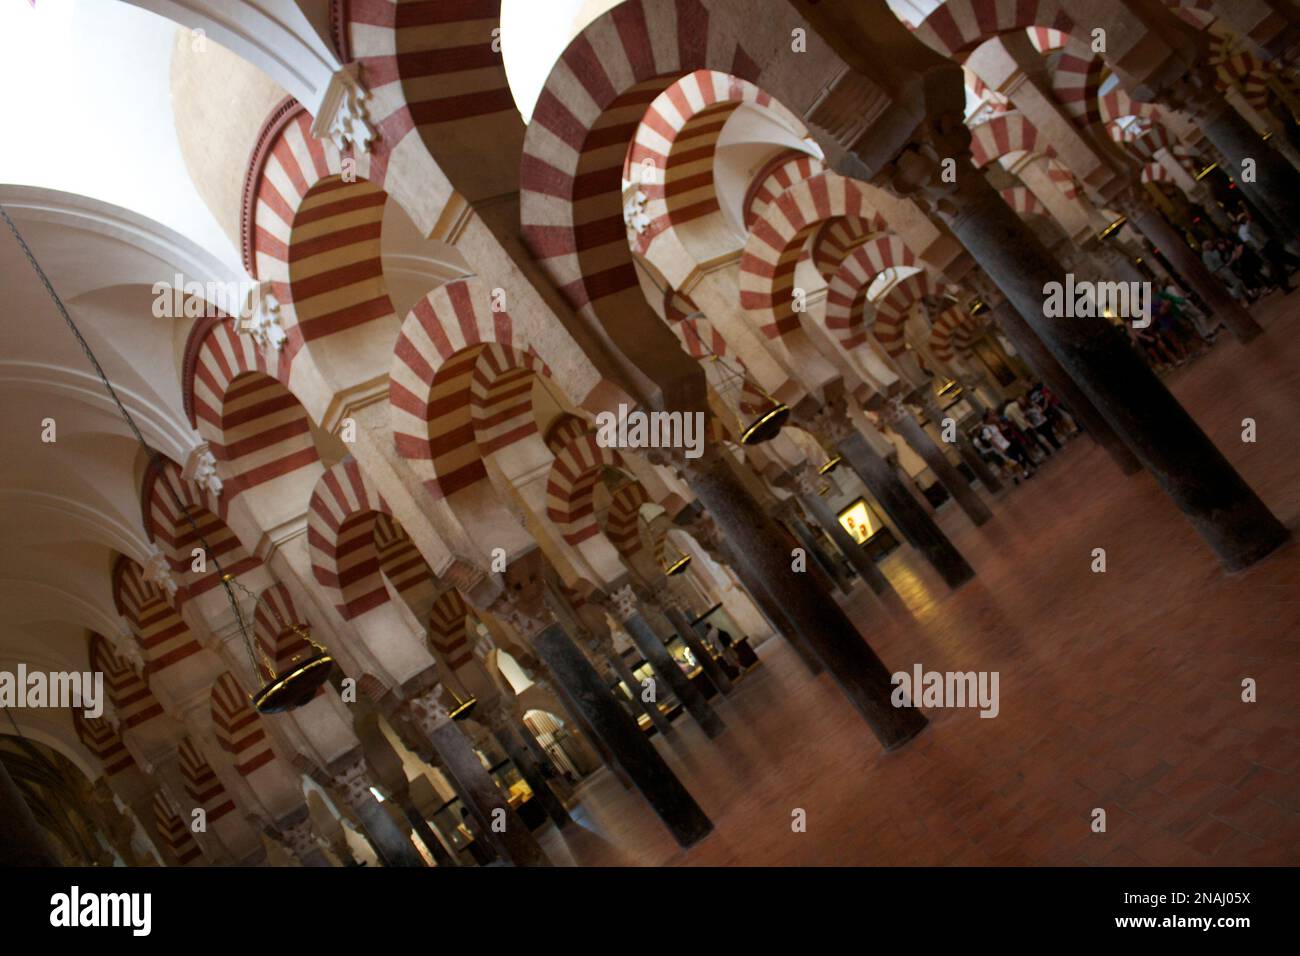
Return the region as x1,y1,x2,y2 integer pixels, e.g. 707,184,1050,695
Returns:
279,816,324,861
487,593,553,641
405,684,453,739
330,757,376,812
236,282,285,351
602,584,640,624
805,403,854,446
311,63,376,153
141,547,178,599
182,445,224,498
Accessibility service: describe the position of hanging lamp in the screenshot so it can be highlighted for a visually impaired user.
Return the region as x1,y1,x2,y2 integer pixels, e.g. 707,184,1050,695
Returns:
702,352,789,445
2,206,333,715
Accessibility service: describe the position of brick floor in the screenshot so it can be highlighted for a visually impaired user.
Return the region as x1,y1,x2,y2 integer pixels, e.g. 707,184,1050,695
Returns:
539,292,1300,867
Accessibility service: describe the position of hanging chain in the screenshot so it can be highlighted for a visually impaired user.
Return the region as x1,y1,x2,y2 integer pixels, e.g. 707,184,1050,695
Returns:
1,204,275,685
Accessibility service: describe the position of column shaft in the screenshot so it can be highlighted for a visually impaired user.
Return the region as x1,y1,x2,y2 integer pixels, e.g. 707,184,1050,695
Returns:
608,651,675,735
949,174,1288,570
837,431,975,589
623,611,725,738
687,454,928,750
1125,201,1261,343
991,300,1143,475
533,624,714,848
786,512,854,594
426,721,551,866
0,757,57,866
663,604,734,694
889,410,992,526
492,723,571,829
800,491,894,597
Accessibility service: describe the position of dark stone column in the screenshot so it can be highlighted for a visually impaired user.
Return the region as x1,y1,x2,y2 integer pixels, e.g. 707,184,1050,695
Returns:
708,535,826,676
532,623,714,848
783,507,855,594
916,391,1004,493
331,761,427,868
0,756,57,866
883,398,992,526
1120,194,1261,343
685,452,928,750
990,299,1143,476
658,597,735,695
936,161,1288,570
1195,91,1300,243
536,667,635,791
609,586,725,739
487,711,571,829
606,649,675,735
832,426,976,590
398,798,460,866
795,472,895,597
407,691,551,867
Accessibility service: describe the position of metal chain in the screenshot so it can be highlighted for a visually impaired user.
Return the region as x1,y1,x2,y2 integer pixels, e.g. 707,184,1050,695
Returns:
0,204,269,682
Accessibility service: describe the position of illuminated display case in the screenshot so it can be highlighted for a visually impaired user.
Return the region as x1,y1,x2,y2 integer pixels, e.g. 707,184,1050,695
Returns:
836,498,899,560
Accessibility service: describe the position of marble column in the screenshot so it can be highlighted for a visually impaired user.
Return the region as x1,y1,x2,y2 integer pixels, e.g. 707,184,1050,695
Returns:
914,390,1003,493
684,514,826,677
811,407,975,589
604,584,725,739
406,686,551,867
684,451,928,750
278,814,334,868
502,605,713,848
780,500,855,595
330,758,427,868
649,579,734,695
792,467,895,597
484,705,571,829
1190,80,1300,242
988,298,1143,476
395,795,460,866
606,648,675,735
882,396,992,527
1116,189,1262,343
0,756,57,866
917,149,1288,570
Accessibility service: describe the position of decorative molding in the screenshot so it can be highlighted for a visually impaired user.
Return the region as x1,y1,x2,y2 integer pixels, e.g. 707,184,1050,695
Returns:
236,282,286,351
142,547,178,600
240,96,305,278
604,584,640,624
310,63,375,154
182,445,223,498
330,757,374,811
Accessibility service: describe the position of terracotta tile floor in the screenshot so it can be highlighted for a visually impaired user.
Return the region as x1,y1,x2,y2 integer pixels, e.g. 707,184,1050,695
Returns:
539,293,1300,867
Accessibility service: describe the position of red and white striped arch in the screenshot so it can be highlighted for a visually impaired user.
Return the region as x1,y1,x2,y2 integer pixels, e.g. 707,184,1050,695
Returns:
73,710,136,777
1141,163,1174,184
140,456,260,606
390,278,552,503
210,671,276,777
178,736,236,824
740,173,893,341
246,103,396,358
307,456,393,620
810,212,891,280
912,0,1074,59
111,554,204,679
344,0,519,211
824,237,918,351
1121,121,1176,162
969,111,1052,168
251,581,314,676
373,513,435,600
743,149,826,231
929,306,983,363
519,0,781,352
873,272,942,359
183,317,319,504
89,633,164,731
1000,186,1044,216
153,792,203,865
627,69,803,256
1097,85,1165,127
544,413,593,457
546,433,629,547
1049,34,1106,129
428,588,473,672
605,479,650,559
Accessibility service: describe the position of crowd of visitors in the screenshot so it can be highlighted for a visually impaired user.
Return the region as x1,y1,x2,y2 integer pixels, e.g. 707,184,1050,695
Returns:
972,383,1079,484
